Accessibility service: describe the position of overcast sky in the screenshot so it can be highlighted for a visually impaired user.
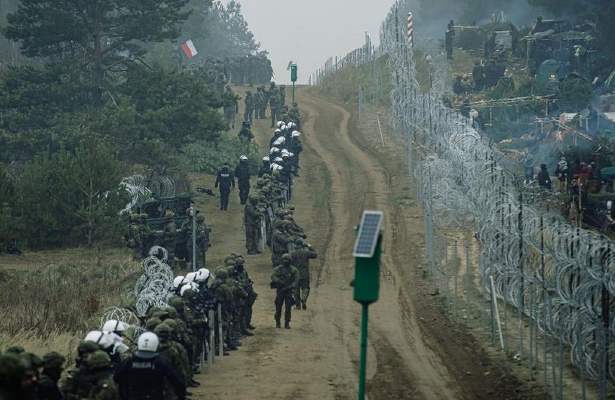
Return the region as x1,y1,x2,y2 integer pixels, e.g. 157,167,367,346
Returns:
228,0,397,84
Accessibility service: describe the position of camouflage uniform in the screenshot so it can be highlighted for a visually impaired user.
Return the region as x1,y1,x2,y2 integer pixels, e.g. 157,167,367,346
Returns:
244,196,261,255
271,228,290,268
269,88,281,128
0,353,27,399
229,257,257,334
38,351,66,400
163,319,192,385
244,91,254,123
270,254,299,328
66,351,119,400
290,240,318,310
154,323,188,393
254,88,264,120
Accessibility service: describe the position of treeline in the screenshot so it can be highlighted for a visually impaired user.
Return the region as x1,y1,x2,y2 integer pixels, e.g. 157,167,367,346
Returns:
0,0,268,250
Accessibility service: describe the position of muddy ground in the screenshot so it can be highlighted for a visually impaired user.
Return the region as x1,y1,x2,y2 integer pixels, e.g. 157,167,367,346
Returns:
190,87,547,400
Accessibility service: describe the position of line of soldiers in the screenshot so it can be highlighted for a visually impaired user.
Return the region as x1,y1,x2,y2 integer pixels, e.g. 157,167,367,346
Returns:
243,82,287,128
126,197,211,269
242,114,317,329
0,256,257,400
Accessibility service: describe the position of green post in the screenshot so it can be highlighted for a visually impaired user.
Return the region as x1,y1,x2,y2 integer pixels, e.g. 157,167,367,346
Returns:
291,63,298,103
352,210,383,400
358,303,369,400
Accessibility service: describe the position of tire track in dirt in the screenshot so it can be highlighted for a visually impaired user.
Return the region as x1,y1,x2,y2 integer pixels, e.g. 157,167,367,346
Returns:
298,90,462,400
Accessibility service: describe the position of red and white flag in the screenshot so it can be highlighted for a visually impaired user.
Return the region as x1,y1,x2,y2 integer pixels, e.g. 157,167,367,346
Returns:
181,40,198,59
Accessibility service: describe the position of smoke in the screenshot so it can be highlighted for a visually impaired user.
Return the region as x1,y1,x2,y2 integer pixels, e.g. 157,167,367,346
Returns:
409,0,553,41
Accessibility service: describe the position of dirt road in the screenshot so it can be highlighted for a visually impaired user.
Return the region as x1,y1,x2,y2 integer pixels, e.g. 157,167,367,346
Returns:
193,88,541,400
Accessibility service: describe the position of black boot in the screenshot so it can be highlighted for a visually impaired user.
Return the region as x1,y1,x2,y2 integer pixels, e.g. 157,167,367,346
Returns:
284,321,291,329
275,320,281,328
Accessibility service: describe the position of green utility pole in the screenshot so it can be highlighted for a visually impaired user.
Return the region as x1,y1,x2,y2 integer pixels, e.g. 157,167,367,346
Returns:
290,63,298,103
352,210,383,400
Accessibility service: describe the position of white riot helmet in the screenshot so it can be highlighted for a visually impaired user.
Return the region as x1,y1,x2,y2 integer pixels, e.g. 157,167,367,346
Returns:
102,320,128,335
273,137,285,146
195,268,210,283
136,332,159,359
269,147,280,154
274,157,284,163
276,121,284,128
84,330,116,350
262,156,270,162
180,283,196,296
291,130,301,137
173,275,188,289
185,272,197,282
240,155,248,161
288,122,296,129
274,129,282,134
271,164,284,172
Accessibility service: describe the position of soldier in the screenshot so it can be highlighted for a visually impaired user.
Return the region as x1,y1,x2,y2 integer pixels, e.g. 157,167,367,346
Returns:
189,214,210,269
0,352,28,399
269,86,281,128
126,214,142,259
289,131,302,176
115,332,186,400
38,352,65,400
210,268,240,351
279,86,286,107
445,27,454,60
270,254,299,329
288,103,301,130
271,224,291,268
259,157,270,177
16,352,40,400
254,87,263,120
70,351,119,400
228,257,256,335
162,319,192,385
162,209,177,266
258,86,268,119
472,60,485,91
235,155,251,205
244,91,254,123
215,163,235,211
290,239,317,310
154,323,188,393
244,195,262,255
238,121,254,142
223,86,239,129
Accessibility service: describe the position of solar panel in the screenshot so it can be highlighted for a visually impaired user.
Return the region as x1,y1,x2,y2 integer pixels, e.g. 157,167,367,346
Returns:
353,211,383,258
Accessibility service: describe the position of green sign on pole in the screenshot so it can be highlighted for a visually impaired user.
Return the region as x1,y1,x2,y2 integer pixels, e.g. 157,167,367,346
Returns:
352,210,383,400
290,63,298,103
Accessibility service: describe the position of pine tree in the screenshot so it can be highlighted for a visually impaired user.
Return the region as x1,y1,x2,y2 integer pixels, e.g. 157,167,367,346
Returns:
5,0,191,93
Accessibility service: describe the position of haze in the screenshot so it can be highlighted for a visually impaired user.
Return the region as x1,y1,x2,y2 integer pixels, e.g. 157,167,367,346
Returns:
229,0,397,84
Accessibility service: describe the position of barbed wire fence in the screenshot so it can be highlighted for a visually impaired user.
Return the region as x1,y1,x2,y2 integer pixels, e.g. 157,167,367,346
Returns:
314,1,613,398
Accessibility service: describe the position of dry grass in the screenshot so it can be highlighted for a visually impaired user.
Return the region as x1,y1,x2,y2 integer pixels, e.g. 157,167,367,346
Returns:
0,246,140,356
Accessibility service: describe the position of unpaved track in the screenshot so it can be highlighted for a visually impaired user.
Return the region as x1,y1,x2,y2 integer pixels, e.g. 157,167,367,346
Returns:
194,88,538,400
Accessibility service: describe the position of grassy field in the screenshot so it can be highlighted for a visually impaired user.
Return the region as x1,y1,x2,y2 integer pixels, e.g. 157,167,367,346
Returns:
0,246,139,356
